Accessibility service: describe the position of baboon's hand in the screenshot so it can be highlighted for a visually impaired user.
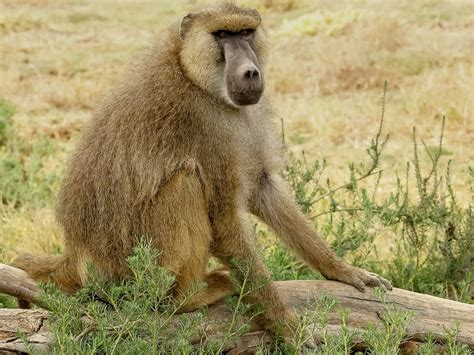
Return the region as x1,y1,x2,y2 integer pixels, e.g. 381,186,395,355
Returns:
324,264,392,292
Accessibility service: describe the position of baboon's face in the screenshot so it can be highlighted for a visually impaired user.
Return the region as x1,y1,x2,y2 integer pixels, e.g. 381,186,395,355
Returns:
213,29,263,106
179,6,267,108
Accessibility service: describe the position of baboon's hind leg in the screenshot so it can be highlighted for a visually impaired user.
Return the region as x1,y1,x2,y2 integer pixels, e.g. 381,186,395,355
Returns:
174,268,236,313
149,168,235,313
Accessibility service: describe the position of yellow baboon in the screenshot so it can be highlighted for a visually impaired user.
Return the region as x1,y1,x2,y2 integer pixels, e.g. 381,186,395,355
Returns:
13,3,391,340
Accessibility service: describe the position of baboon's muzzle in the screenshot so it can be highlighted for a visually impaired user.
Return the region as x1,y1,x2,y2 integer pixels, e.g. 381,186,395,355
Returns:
223,40,264,106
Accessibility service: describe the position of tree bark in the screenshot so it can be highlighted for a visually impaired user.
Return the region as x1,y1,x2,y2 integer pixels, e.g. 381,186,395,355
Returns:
1,264,473,353
0,308,52,353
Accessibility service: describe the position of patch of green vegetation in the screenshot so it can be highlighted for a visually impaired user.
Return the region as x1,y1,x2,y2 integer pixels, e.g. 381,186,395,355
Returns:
0,98,61,208
276,9,360,37
262,237,321,281
68,12,108,24
289,132,311,145
42,241,204,354
276,86,473,304
416,2,467,22
363,288,415,352
0,15,46,34
0,136,61,208
445,106,466,123
43,247,470,353
0,294,16,308
0,97,15,146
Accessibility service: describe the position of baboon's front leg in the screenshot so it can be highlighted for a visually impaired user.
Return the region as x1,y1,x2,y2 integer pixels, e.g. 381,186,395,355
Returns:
251,174,392,291
211,213,299,339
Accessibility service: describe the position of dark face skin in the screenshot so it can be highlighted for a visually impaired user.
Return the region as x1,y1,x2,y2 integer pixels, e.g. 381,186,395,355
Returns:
214,29,264,106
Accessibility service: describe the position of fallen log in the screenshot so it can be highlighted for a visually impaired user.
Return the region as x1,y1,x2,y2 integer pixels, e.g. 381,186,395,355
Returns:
1,263,473,353
0,264,48,309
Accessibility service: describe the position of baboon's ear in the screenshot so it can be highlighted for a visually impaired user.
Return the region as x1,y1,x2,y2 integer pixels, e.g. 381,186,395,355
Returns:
180,13,193,39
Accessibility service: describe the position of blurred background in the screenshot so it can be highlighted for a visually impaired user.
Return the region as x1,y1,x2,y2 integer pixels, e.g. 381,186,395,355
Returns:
0,1,472,302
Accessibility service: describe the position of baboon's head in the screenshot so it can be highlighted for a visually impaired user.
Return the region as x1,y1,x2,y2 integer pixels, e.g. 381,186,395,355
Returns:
179,3,267,107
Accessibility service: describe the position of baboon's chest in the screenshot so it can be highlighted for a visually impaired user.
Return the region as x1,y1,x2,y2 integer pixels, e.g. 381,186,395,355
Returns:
202,113,268,200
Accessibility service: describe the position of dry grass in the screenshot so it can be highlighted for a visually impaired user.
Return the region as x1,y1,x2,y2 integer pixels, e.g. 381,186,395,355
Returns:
0,0,472,260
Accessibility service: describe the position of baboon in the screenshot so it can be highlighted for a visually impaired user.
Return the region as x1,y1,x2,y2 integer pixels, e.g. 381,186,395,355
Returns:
13,3,391,340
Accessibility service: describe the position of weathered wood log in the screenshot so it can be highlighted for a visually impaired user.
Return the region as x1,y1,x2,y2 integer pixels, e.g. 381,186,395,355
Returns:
0,264,48,309
200,281,474,352
0,308,52,353
278,280,473,346
1,263,473,353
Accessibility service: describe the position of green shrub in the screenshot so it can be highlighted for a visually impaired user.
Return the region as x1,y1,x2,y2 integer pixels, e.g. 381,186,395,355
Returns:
42,241,204,354
270,84,473,303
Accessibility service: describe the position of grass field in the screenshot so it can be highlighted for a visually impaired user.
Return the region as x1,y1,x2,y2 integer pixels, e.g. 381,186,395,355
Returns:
1,0,472,276
0,0,473,352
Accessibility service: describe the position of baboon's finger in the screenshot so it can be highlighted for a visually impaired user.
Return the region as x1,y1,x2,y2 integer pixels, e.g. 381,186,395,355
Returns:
352,277,366,292
364,272,393,291
379,276,393,290
364,274,385,289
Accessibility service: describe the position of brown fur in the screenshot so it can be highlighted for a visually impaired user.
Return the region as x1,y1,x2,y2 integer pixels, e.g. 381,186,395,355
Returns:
12,3,391,339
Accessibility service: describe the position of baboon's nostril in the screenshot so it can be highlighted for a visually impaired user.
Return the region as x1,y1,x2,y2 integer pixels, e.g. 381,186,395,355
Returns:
245,68,259,79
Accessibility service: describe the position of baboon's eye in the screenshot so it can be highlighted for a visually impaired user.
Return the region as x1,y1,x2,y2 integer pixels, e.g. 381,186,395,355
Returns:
213,30,229,38
240,29,255,36
213,30,243,39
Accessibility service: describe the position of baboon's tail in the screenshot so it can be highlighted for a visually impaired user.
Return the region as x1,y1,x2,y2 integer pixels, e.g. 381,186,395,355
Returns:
11,253,81,307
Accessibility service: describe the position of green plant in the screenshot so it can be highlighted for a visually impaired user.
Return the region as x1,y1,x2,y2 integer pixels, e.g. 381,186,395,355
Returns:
0,294,16,308
0,97,15,146
417,325,471,355
272,84,473,303
212,259,269,353
42,240,204,354
362,288,415,353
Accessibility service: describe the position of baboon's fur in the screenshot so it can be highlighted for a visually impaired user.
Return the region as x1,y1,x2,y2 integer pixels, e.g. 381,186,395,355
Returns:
13,3,390,337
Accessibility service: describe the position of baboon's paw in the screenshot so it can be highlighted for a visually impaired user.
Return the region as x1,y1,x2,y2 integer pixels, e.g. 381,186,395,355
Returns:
326,265,392,292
